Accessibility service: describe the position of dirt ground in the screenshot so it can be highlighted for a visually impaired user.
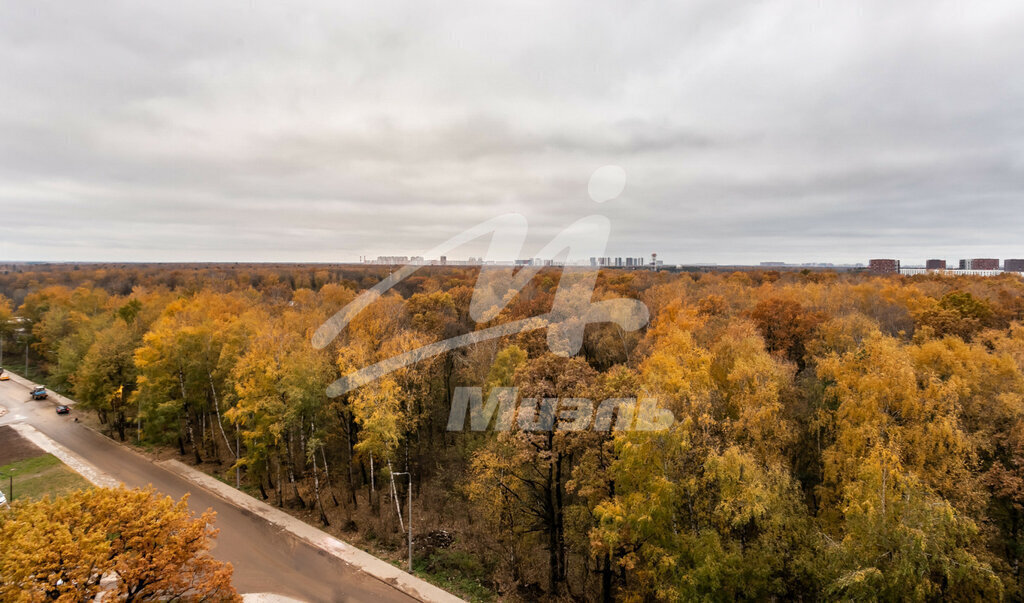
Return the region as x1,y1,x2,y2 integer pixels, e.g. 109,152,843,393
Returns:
0,425,45,466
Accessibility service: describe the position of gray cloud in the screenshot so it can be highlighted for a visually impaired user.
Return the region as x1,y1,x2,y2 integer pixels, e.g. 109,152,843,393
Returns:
1,0,1023,264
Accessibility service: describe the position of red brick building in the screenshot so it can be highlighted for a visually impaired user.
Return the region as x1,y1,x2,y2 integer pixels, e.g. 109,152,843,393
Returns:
926,259,947,270
1004,259,1024,273
965,258,1000,271
869,259,900,274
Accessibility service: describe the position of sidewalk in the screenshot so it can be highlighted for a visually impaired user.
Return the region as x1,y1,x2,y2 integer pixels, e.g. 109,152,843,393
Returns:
160,460,463,603
6,423,120,488
1,370,464,603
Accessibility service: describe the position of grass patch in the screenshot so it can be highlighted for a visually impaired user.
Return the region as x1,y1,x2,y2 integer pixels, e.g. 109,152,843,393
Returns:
0,454,92,502
414,550,497,602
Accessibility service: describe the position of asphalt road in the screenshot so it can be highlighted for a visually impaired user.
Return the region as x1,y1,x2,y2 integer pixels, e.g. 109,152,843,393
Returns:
0,380,416,603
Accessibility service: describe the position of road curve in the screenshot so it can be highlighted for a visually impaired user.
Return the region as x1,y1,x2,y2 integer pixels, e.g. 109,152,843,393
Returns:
0,380,418,603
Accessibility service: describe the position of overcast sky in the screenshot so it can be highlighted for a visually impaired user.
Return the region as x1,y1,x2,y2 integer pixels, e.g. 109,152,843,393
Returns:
1,1,1022,265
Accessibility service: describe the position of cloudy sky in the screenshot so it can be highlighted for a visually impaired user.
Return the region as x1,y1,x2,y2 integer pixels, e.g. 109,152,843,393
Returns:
1,1,1022,265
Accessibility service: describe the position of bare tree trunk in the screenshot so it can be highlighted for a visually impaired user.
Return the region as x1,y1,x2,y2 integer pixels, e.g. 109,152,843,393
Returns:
235,430,241,488
178,371,202,464
208,370,235,459
285,432,306,508
257,471,269,500
343,412,358,509
601,552,613,603
185,412,202,464
276,456,283,507
388,459,404,533
371,453,380,516
555,452,566,584
298,415,307,472
310,425,329,526
320,446,340,506
202,412,213,459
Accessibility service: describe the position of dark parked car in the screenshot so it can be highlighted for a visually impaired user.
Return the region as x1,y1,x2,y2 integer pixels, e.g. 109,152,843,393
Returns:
56,405,70,415
31,386,48,400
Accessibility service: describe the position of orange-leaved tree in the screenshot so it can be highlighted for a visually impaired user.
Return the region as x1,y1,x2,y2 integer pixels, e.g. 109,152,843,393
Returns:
0,487,239,602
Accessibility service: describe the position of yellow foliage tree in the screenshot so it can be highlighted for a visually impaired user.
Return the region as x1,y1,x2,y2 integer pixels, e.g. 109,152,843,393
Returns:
0,487,238,602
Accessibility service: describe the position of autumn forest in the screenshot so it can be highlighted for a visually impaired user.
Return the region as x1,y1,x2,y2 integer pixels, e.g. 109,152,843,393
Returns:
2,263,1023,601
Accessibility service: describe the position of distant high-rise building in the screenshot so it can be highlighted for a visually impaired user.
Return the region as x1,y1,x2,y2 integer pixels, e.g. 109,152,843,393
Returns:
926,259,947,270
1004,259,1024,273
869,259,900,274
376,255,410,264
961,258,1000,270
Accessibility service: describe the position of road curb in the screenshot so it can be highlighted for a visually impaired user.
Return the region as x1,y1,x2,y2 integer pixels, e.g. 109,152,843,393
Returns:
0,370,148,458
2,369,463,603
1,369,78,407
7,423,120,488
159,460,464,603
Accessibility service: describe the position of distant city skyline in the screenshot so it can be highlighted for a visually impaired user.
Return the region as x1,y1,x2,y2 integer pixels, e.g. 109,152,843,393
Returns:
9,252,1024,270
